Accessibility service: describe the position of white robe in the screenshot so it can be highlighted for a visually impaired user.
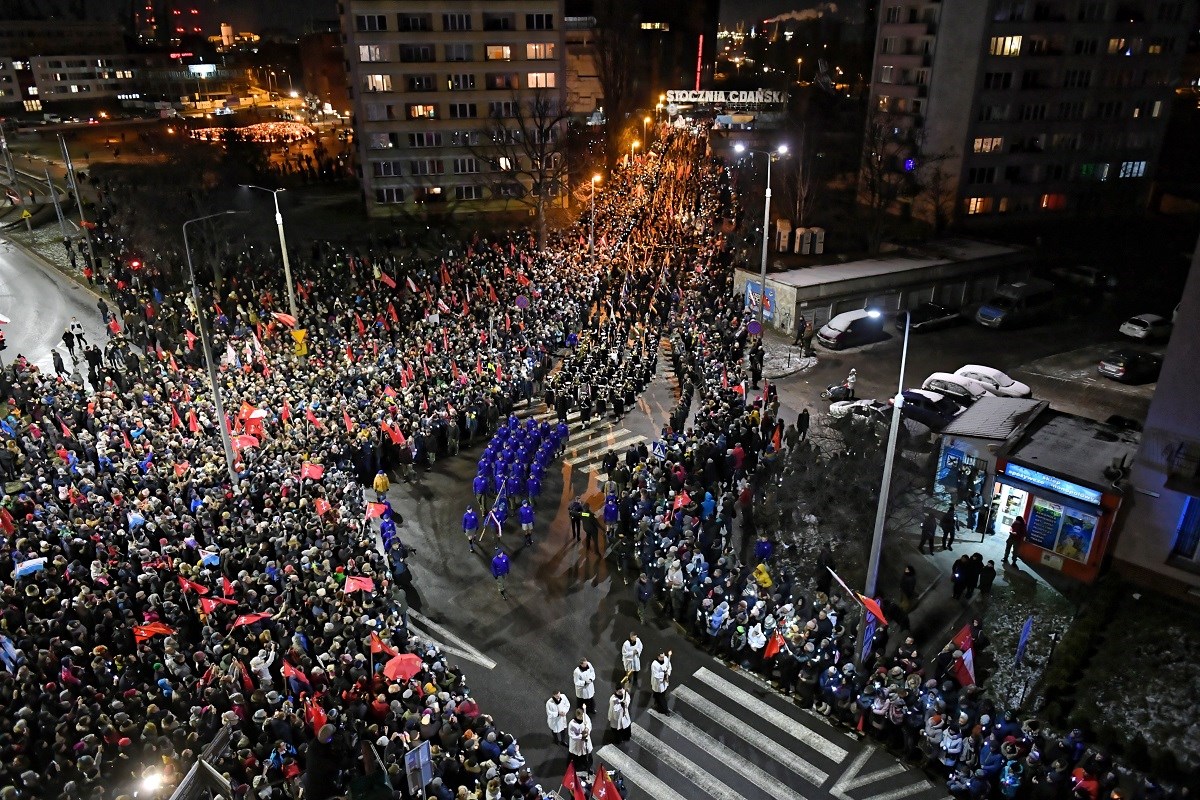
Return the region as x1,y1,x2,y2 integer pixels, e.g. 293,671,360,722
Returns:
568,716,593,756
651,656,672,693
608,692,632,730
573,664,596,699
546,696,570,733
621,638,643,673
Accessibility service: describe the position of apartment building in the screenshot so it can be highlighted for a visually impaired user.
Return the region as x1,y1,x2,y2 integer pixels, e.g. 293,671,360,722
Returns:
866,0,1196,224
340,0,566,216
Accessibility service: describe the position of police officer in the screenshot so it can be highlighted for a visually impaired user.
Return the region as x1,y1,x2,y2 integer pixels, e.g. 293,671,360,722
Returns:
568,495,584,542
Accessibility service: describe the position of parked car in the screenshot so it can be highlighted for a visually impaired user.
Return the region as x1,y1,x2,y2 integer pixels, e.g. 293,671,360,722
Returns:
894,389,963,431
816,309,885,350
1049,265,1118,291
829,398,890,421
1118,313,1171,341
921,372,996,406
954,365,1032,398
896,302,964,333
1097,350,1161,384
975,279,1057,328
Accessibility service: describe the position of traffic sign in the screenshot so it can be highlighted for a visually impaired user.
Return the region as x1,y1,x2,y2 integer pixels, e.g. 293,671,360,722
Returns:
20,210,31,219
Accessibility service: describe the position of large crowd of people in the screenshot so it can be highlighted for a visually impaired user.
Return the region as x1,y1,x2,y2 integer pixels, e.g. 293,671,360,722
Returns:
0,129,720,800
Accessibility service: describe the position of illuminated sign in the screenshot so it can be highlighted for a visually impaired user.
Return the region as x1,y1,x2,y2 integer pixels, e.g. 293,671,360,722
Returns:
665,89,788,105
1001,463,1103,506
188,64,217,78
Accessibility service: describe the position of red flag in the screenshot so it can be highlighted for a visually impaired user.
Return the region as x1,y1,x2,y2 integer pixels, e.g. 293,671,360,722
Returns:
383,385,397,399
281,401,292,425
379,271,396,289
365,502,388,520
222,576,234,597
174,462,190,478
562,763,585,800
177,575,211,595
230,611,272,629
132,622,176,643
344,575,376,593
451,361,459,382
60,420,73,439
272,312,298,328
762,379,770,406
198,597,237,614
763,631,786,660
672,491,692,511
370,631,398,657
952,623,973,653
421,359,430,378
355,313,366,337
405,363,416,384
504,313,511,332
591,765,621,800
0,508,14,536
280,659,310,686
857,593,889,626
772,426,782,452
343,408,354,433
406,275,419,293
187,409,199,433
495,363,503,381
184,329,198,351
300,462,325,480
314,497,331,516
440,263,452,285
488,284,498,304
388,302,399,323
476,356,483,376
170,405,183,429
399,368,409,389
305,694,328,733
169,355,179,372
305,408,323,429
346,343,355,362
953,650,976,687
516,273,531,286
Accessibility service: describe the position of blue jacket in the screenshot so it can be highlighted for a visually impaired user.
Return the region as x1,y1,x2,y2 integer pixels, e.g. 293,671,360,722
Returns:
472,474,489,496
462,509,479,532
518,504,535,525
491,553,510,578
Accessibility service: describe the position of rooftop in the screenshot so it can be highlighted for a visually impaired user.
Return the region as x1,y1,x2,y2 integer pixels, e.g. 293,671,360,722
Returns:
941,396,1046,440
767,239,1023,290
1004,411,1141,491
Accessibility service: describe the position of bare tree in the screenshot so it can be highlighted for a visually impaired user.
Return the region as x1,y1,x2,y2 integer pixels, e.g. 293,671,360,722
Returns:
591,0,640,168
779,121,820,228
472,88,570,251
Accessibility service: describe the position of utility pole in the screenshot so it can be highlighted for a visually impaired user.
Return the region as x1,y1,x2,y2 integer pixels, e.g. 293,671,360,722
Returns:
57,133,96,269
45,167,67,242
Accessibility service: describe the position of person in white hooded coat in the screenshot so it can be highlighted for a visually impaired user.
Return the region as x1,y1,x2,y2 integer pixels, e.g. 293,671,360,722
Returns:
620,633,643,687
573,659,597,715
546,690,570,746
607,687,632,743
568,708,594,775
650,650,673,713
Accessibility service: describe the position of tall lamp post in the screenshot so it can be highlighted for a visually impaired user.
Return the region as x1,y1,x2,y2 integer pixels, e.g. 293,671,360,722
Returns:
183,210,246,489
642,115,651,143
239,185,298,319
858,308,910,665
630,139,640,163
589,173,601,267
734,142,788,329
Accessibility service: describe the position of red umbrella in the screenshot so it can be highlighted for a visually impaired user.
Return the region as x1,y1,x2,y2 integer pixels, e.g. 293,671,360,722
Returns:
383,653,423,682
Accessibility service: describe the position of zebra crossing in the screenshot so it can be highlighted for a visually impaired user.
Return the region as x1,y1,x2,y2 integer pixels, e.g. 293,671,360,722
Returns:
513,403,648,485
594,665,940,800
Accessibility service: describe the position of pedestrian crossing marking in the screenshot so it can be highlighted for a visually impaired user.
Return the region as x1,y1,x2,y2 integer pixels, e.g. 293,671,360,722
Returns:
837,760,908,793
595,745,690,800
829,748,933,800
565,433,646,467
694,667,849,763
646,708,815,800
629,723,747,800
858,781,936,800
673,685,829,786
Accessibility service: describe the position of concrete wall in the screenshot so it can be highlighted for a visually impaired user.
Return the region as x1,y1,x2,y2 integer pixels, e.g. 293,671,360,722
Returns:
1113,230,1200,598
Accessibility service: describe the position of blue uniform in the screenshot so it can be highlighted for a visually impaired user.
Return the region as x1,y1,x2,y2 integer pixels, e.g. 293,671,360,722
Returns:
491,551,511,578
518,503,535,526
463,508,479,533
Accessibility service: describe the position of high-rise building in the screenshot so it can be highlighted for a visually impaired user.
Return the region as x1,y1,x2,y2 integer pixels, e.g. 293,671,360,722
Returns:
340,0,567,217
865,0,1196,224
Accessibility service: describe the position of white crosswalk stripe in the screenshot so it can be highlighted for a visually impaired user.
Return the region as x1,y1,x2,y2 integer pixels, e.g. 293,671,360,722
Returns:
594,746,690,800
646,708,816,800
629,723,747,800
673,685,830,786
694,667,849,763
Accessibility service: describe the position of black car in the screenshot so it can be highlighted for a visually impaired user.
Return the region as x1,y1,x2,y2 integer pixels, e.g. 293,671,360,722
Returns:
894,389,963,431
896,302,963,333
1097,350,1161,384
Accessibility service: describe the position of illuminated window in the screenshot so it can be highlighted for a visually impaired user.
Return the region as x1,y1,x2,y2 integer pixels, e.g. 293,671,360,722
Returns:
1039,193,1067,210
526,43,555,60
359,44,386,62
406,104,437,119
880,65,894,83
973,137,1003,153
486,45,512,61
640,21,670,30
966,197,993,215
363,74,392,92
528,72,556,88
989,35,1022,56
1119,160,1146,178
448,73,475,90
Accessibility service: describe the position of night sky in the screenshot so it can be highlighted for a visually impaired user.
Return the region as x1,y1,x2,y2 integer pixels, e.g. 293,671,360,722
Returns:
42,0,339,36
720,0,868,27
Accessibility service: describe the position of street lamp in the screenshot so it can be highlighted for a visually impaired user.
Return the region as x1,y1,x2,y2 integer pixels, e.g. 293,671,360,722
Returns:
589,173,601,267
182,210,246,490
797,57,804,81
733,142,789,329
239,185,298,319
631,139,640,162
858,308,910,665
642,115,651,142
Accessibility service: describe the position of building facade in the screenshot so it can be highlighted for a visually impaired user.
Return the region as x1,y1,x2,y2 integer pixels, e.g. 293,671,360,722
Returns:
1113,231,1200,599
865,0,1196,224
340,0,567,216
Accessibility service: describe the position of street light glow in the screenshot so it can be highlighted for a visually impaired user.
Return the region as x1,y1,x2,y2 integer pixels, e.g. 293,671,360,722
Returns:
777,144,789,155
632,140,640,148
592,174,602,183
142,772,163,793
734,143,746,154
866,309,881,318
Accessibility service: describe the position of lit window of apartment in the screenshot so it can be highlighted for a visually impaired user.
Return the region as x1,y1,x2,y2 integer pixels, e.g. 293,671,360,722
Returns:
876,95,890,111
1107,38,1130,55
407,104,437,119
375,187,405,203
359,44,387,62
448,73,476,90
528,72,556,88
1039,193,1067,210
486,45,512,61
413,187,444,202
453,157,480,174
1078,162,1110,181
367,132,395,149
526,13,554,30
486,73,519,90
363,74,392,92
1119,160,1146,178
879,65,894,83
965,197,993,215
526,43,555,60
973,137,1003,153
356,14,387,31
989,36,1022,56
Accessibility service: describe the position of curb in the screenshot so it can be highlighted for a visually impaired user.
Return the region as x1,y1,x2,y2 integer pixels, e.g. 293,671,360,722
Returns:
3,228,108,306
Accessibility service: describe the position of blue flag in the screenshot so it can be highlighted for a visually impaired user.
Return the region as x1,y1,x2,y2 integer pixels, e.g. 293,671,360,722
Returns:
1015,616,1035,665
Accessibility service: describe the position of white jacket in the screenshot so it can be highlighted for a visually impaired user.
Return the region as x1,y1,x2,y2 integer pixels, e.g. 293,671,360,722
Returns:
650,656,672,693
747,623,767,651
568,716,593,756
546,695,570,733
621,638,643,673
573,664,596,699
608,692,632,730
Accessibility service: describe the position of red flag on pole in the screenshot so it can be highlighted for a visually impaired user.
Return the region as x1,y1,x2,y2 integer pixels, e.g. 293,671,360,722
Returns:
184,329,198,350
488,284,498,304
369,631,398,657
406,276,419,293
383,385,397,399
281,401,292,424
60,420,73,439
591,765,622,800
169,355,179,372
230,611,272,629
476,356,483,376
187,409,199,433
451,361,459,382
132,622,176,643
379,272,396,289
343,408,354,433
672,491,692,511
314,497,331,517
562,763,585,800
300,462,325,480
170,405,183,429
345,575,376,593
198,597,237,614
222,576,234,597
355,313,366,337
305,408,323,428
388,302,399,323
365,502,388,520
495,363,503,381
857,593,889,626
305,694,328,733
441,263,452,285
763,631,787,660
272,312,298,328
177,575,211,595
280,659,310,686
